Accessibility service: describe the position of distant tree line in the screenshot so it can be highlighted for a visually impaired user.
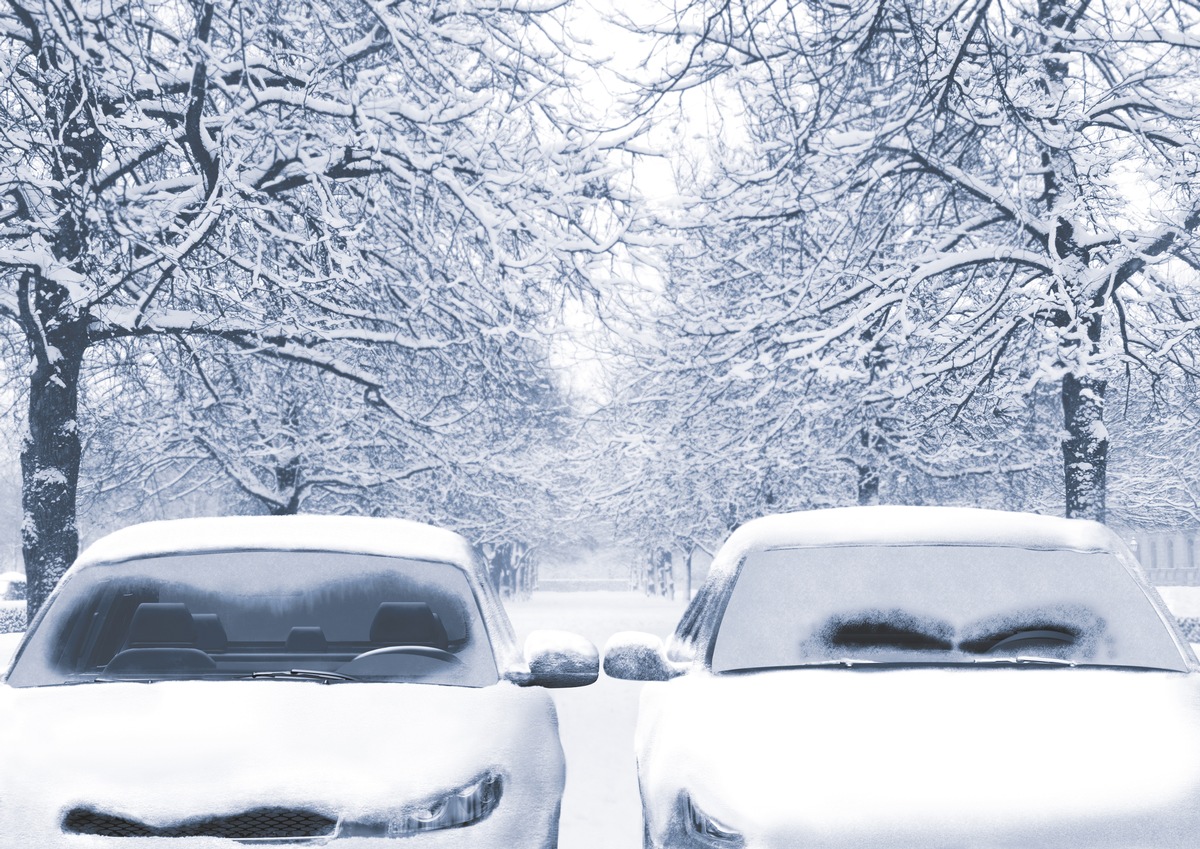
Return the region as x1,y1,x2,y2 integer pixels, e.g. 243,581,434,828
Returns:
3,0,1200,624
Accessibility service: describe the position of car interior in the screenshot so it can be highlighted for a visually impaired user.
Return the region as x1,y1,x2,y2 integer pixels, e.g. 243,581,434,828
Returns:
96,599,461,677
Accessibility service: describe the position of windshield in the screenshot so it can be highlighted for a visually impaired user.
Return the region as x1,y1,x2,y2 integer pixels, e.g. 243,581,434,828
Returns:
7,551,498,687
710,545,1188,673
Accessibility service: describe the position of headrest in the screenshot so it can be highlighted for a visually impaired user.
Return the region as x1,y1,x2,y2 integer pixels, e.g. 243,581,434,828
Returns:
126,603,196,647
285,626,328,653
192,614,228,651
369,602,448,650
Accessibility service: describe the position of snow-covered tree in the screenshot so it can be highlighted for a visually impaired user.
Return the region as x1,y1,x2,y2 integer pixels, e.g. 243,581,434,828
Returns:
0,0,622,613
631,0,1200,522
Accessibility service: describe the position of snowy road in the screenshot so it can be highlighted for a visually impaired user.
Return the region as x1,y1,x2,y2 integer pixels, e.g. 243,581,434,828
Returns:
505,591,687,849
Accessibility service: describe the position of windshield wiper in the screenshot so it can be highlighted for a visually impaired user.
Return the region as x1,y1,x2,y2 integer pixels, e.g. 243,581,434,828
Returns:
242,668,359,683
971,655,1078,667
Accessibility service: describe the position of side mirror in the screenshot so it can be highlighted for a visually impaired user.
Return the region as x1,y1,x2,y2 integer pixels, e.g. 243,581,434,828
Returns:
514,630,598,688
603,631,686,681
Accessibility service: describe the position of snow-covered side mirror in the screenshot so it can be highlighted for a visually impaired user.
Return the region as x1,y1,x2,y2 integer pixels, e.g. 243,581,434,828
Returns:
603,632,687,681
513,630,599,688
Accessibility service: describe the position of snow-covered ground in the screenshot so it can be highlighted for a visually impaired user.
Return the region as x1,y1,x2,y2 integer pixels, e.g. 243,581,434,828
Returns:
1158,586,1200,618
505,591,686,849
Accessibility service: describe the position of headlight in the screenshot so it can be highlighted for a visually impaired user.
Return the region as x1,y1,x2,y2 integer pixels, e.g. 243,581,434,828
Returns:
390,773,502,835
341,773,503,838
682,794,744,847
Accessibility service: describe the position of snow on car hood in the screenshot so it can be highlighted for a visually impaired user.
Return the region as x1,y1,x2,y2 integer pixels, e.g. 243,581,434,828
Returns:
637,667,1200,848
0,678,563,842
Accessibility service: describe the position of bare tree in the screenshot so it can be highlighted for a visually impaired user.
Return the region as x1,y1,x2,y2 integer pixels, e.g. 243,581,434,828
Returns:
630,0,1200,522
1,0,622,613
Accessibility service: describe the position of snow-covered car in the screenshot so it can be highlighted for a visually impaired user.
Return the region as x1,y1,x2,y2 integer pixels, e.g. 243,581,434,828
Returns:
605,506,1200,849
0,515,597,847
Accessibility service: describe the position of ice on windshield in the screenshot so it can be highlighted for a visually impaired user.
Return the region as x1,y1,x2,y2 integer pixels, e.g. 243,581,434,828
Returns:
710,545,1188,673
6,552,498,687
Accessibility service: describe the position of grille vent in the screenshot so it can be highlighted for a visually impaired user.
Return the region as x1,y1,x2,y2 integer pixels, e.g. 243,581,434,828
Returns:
63,807,337,839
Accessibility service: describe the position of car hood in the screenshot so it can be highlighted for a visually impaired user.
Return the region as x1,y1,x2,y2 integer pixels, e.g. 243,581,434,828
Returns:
637,666,1200,848
0,678,563,843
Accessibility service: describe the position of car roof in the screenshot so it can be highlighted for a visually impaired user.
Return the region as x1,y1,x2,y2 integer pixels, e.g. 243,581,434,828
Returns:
726,506,1119,555
73,515,480,572
697,506,1127,594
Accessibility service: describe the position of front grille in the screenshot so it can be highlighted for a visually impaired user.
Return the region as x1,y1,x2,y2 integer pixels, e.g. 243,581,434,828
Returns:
63,807,338,839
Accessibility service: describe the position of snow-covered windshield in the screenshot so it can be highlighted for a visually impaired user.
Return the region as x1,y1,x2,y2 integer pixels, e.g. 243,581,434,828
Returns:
7,552,498,688
710,545,1188,673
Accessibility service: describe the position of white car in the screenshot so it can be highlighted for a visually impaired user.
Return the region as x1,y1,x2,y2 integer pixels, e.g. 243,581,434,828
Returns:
0,515,597,847
605,506,1200,849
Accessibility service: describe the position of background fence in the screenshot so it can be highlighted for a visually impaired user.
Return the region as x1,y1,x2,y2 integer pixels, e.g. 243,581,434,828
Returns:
1125,531,1200,586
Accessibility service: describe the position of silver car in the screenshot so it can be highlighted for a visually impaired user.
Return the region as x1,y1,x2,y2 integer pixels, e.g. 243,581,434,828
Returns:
606,506,1200,849
1,515,596,847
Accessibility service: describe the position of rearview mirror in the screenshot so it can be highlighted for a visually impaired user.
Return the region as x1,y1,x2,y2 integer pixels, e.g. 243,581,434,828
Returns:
603,631,686,681
513,630,598,688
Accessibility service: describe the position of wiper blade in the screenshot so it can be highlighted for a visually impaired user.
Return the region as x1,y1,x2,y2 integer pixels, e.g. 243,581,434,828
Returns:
972,655,1078,667
793,658,882,668
242,668,359,683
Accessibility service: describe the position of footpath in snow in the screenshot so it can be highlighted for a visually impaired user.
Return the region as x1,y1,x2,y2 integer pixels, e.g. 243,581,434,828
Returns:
505,590,686,849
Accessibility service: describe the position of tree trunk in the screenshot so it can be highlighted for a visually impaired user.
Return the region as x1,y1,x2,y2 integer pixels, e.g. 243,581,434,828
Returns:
856,463,880,506
1033,0,1111,523
19,53,104,617
685,544,694,602
1061,371,1108,522
21,312,87,616
270,457,303,515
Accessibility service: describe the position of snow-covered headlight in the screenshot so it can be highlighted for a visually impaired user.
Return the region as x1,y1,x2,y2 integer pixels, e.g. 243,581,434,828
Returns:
682,794,744,847
385,773,503,836
340,773,504,838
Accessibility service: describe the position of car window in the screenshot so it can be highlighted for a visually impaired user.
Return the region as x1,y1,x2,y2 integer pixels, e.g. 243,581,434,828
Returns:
710,545,1188,673
8,551,498,687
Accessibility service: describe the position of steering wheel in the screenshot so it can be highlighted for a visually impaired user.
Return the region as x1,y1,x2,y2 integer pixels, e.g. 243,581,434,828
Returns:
984,629,1075,653
349,645,461,665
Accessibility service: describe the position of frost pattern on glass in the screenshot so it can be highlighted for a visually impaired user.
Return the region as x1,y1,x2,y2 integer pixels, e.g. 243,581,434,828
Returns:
7,552,498,687
711,545,1186,672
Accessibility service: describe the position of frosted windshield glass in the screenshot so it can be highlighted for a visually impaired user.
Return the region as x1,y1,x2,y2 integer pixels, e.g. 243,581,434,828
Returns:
8,552,497,688
711,546,1186,673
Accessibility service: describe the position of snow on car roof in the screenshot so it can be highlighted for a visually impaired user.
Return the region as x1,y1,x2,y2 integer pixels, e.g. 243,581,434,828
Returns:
720,506,1121,563
73,515,479,572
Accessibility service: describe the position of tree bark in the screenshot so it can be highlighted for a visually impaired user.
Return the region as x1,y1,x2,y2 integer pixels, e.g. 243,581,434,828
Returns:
21,309,87,615
1061,371,1108,522
856,463,880,506
18,51,103,616
270,457,303,515
685,543,694,602
855,427,881,506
